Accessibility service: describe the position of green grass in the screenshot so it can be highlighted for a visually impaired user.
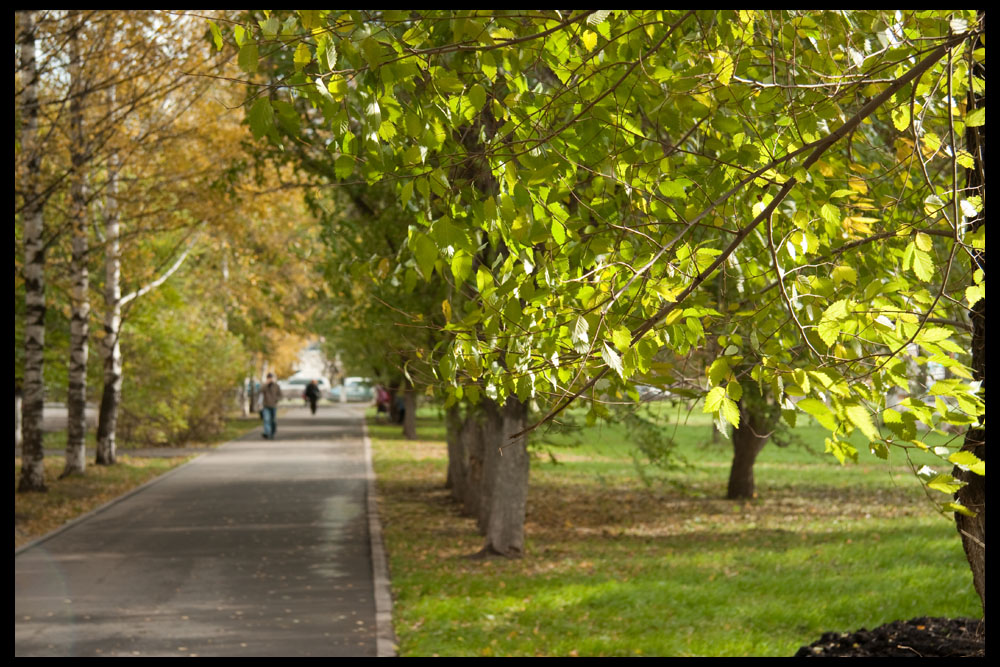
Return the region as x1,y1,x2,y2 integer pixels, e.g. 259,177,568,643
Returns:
369,405,980,657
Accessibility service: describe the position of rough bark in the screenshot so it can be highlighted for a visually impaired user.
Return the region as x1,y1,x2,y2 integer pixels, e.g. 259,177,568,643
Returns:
445,405,461,491
477,397,530,558
17,10,48,493
63,12,90,478
726,400,770,500
953,35,985,616
445,404,485,520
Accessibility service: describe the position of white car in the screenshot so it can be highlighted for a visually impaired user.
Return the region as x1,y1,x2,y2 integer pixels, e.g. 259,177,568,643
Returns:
339,377,375,402
278,375,330,399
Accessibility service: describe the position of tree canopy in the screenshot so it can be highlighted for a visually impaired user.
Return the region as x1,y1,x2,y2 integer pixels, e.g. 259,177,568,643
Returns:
225,9,984,517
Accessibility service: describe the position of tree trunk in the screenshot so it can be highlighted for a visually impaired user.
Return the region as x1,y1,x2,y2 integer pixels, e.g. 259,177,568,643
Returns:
445,404,485,520
63,12,90,478
726,401,770,500
95,116,121,466
240,377,250,417
445,405,461,491
477,397,530,558
953,38,985,616
17,10,47,493
402,383,417,440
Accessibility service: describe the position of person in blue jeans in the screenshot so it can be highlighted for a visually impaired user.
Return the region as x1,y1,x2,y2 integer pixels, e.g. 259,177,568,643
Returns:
260,373,282,439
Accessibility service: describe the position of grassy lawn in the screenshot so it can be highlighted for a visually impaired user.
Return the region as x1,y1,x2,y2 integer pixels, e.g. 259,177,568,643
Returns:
14,415,260,549
369,405,980,657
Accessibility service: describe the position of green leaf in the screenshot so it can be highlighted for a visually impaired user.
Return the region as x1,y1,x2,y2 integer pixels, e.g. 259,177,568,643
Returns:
294,43,312,71
602,342,624,379
845,404,879,441
817,299,849,346
891,106,910,131
248,97,275,140
658,179,692,199
238,43,259,73
916,327,952,343
949,451,985,476
797,398,838,431
726,380,743,402
825,437,858,465
720,396,740,428
707,357,730,385
272,100,300,137
831,266,857,285
208,21,224,51
411,232,438,281
713,50,734,86
551,220,566,244
965,107,985,128
334,154,354,179
820,203,840,226
926,473,964,495
965,284,984,307
260,15,280,40
451,251,474,284
468,84,487,113
703,386,726,413
573,315,589,345
912,247,934,282
611,327,631,353
941,501,976,517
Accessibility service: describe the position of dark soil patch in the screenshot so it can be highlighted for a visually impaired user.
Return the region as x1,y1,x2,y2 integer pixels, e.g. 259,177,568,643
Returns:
795,617,984,657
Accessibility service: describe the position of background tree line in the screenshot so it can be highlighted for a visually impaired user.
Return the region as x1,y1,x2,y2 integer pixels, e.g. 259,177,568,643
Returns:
14,10,323,490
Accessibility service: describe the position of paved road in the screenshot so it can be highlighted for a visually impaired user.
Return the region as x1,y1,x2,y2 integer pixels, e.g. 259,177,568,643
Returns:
15,404,393,657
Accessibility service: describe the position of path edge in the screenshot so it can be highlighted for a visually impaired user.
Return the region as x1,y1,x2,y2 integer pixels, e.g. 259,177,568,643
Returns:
14,450,209,556
361,414,398,657
14,425,261,557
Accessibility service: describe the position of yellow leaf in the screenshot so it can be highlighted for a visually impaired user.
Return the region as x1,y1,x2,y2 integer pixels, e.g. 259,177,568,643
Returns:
847,176,868,194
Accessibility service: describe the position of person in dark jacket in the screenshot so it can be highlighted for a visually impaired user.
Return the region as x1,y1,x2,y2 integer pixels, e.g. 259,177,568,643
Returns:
304,379,321,415
260,373,282,439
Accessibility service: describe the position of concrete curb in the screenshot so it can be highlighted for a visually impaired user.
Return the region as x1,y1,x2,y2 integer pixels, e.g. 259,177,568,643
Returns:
362,416,398,657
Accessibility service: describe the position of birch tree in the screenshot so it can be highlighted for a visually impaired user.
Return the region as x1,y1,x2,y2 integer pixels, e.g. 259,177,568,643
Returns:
15,10,48,492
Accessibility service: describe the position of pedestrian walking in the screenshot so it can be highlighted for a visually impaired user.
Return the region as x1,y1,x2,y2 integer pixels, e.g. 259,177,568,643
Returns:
260,373,282,439
304,379,321,415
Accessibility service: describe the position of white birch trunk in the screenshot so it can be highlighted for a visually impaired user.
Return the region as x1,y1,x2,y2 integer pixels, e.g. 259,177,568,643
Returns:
96,135,122,465
63,12,90,477
17,10,48,492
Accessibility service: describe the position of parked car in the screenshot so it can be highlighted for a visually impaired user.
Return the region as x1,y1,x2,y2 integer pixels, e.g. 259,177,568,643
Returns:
278,375,330,400
338,377,374,402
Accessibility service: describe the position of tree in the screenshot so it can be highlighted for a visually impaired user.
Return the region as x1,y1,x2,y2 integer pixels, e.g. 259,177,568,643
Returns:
15,10,321,483
15,10,49,492
234,11,985,587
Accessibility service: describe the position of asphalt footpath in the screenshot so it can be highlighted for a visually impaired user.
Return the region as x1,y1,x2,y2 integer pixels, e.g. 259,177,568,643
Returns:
14,403,395,657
